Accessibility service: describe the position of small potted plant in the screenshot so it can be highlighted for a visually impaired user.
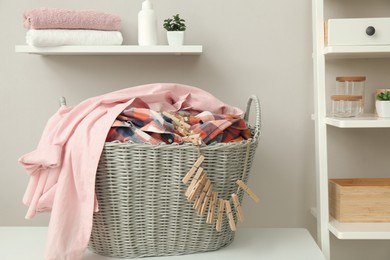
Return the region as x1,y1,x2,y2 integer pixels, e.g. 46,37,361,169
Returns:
163,14,186,46
376,89,390,117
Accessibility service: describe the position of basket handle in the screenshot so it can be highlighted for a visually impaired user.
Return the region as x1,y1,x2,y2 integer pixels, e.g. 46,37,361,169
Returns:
59,96,67,107
244,95,261,139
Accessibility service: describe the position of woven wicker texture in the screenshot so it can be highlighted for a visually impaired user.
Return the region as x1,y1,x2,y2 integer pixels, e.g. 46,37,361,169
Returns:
88,95,261,258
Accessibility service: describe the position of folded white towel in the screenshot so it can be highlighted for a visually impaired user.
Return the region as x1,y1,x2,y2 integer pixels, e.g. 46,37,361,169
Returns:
26,29,123,47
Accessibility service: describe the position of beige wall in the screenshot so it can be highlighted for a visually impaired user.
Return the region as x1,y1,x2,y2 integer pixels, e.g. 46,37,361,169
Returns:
1,0,314,226
0,0,388,259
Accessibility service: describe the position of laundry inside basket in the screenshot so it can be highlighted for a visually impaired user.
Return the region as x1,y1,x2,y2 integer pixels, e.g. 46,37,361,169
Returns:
106,107,251,145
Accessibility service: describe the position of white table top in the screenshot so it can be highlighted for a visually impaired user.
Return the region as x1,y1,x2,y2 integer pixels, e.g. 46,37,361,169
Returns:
0,227,326,260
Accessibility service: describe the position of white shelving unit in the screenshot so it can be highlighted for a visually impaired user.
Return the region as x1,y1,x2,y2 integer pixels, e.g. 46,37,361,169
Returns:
15,45,203,55
312,0,390,259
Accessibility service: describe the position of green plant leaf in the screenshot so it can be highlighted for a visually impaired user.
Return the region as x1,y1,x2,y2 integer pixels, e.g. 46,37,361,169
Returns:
163,14,186,31
377,91,390,101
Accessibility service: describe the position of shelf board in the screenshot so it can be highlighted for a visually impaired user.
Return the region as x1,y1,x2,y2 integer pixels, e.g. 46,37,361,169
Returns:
324,45,390,59
329,218,390,239
15,45,203,55
325,114,390,128
311,209,390,240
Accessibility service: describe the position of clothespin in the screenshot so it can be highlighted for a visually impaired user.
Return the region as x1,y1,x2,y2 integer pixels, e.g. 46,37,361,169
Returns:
193,154,204,168
182,154,205,184
225,200,236,231
200,183,213,216
178,120,191,130
162,112,191,129
185,167,204,196
231,193,245,223
236,180,260,203
207,191,218,224
177,126,190,136
182,134,202,146
194,179,210,207
216,199,225,232
194,180,211,214
187,172,208,202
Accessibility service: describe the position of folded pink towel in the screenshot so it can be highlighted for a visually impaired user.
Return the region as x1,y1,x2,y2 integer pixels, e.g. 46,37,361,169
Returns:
23,7,121,31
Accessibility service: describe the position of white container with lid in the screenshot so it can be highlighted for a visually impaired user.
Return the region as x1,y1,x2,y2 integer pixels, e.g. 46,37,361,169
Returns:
331,76,366,117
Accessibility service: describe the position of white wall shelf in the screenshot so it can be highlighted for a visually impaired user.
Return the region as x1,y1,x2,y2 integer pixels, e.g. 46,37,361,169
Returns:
324,46,390,59
325,114,390,128
15,45,203,55
329,218,390,240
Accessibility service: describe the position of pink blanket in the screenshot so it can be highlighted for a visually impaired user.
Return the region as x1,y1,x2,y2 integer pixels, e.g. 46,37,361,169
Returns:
23,7,121,31
19,83,242,260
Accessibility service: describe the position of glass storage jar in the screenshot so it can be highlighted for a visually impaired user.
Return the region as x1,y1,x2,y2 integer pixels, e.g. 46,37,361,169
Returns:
331,76,366,117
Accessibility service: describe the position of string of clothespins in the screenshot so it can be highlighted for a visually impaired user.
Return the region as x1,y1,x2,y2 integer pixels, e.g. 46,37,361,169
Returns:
163,112,260,232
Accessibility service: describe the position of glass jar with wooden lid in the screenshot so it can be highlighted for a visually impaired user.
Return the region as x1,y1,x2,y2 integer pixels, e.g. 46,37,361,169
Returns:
331,76,366,117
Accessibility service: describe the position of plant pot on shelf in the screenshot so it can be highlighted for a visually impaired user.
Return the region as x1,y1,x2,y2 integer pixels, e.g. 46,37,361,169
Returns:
163,14,186,46
375,90,390,118
167,31,184,46
376,101,390,118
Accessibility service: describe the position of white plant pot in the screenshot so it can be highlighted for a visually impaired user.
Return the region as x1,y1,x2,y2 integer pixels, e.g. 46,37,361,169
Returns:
376,100,390,117
167,31,184,46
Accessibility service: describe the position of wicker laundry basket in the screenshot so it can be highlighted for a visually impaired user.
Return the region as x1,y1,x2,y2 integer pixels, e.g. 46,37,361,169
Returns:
88,95,261,258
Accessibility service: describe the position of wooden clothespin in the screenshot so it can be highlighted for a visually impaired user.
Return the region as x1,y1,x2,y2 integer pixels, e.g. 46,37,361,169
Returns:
182,134,202,146
187,172,208,202
162,112,191,129
194,179,211,213
207,191,218,224
177,126,189,136
178,120,191,130
185,167,204,196
225,200,236,231
216,199,225,232
193,154,204,168
231,193,245,223
236,180,260,203
193,179,210,209
187,174,206,201
182,166,198,185
182,154,205,184
200,183,213,216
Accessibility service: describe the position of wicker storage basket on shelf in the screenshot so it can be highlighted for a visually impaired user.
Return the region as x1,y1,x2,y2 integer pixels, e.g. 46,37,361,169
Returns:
88,95,261,258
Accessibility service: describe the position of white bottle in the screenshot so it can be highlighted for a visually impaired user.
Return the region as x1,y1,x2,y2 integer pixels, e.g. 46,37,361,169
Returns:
138,0,157,46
